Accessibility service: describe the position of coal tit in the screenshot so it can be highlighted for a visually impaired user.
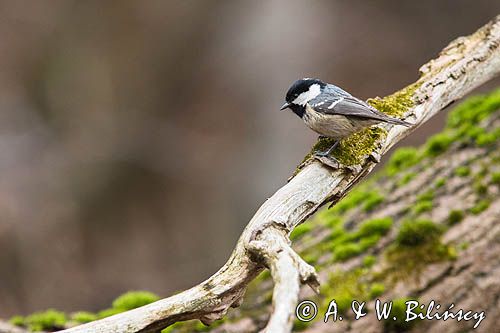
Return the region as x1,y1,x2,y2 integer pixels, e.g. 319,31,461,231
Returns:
280,78,411,157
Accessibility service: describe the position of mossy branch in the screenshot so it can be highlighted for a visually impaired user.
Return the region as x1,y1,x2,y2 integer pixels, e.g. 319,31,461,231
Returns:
58,15,500,333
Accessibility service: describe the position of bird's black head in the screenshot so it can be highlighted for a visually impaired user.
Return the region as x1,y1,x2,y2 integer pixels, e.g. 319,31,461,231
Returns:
280,78,326,117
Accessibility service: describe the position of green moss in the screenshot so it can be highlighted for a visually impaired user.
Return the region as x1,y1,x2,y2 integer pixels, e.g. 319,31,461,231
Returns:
384,298,421,332
447,89,500,129
9,315,25,327
161,325,175,333
112,291,159,311
359,234,382,249
374,89,500,183
71,311,97,324
332,295,353,315
447,246,458,260
161,318,227,333
161,322,185,333
396,219,444,247
397,172,416,186
424,132,454,156
478,164,489,177
307,137,335,160
368,283,386,299
476,132,497,146
322,214,343,229
303,126,387,167
416,190,434,202
330,187,369,214
322,269,368,314
325,225,346,244
446,89,500,148
362,255,377,268
327,185,384,215
334,243,363,261
8,291,161,332
384,240,455,284
329,217,392,261
448,210,464,225
358,217,393,237
363,191,385,212
301,88,499,177
251,269,271,287
332,237,375,261
465,126,485,140
412,190,435,214
492,127,500,140
386,147,421,176
193,320,211,332
24,309,67,332
97,308,123,319
97,291,161,320
491,172,500,185
303,251,320,265
434,178,446,188
331,127,388,166
293,318,310,331
470,199,490,215
454,166,471,177
366,82,419,118
459,242,469,251
473,181,488,195
412,201,433,215
290,223,313,241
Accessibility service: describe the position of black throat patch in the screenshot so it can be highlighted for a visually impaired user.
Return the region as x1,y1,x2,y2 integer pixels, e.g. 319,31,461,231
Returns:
290,104,305,118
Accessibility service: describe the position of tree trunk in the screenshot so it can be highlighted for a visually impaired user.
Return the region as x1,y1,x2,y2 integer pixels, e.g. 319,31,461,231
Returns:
200,91,500,333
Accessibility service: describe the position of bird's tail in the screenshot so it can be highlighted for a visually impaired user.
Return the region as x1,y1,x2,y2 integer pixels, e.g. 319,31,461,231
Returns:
383,116,412,127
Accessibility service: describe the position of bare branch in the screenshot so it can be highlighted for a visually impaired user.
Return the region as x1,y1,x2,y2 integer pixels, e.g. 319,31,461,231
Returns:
60,14,500,333
247,226,320,333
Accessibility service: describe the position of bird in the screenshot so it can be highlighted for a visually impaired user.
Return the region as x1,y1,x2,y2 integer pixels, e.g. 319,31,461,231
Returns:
280,78,411,157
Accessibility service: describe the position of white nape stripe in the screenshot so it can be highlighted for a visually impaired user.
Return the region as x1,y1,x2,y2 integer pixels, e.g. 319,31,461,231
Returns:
327,97,344,109
292,84,321,106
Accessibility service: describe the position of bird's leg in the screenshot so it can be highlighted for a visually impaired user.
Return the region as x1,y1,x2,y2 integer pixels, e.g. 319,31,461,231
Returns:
315,140,339,157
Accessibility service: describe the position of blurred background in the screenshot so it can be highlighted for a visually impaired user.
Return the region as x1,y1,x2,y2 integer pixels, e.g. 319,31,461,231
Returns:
1,0,499,317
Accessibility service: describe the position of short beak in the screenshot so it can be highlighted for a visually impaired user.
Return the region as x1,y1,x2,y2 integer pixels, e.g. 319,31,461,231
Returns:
280,102,290,111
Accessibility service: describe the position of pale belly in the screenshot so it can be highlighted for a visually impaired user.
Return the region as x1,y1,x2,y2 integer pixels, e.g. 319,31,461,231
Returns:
303,105,378,139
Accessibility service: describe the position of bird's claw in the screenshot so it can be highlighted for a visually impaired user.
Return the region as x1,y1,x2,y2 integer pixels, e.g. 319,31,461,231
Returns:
315,150,331,157
314,150,341,168
314,140,339,157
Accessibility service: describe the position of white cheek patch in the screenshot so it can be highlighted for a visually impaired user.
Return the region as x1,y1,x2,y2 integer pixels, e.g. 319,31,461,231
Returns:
292,84,321,106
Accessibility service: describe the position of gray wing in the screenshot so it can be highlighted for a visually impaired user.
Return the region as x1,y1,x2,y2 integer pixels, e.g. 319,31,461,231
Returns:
311,94,411,126
322,84,352,98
